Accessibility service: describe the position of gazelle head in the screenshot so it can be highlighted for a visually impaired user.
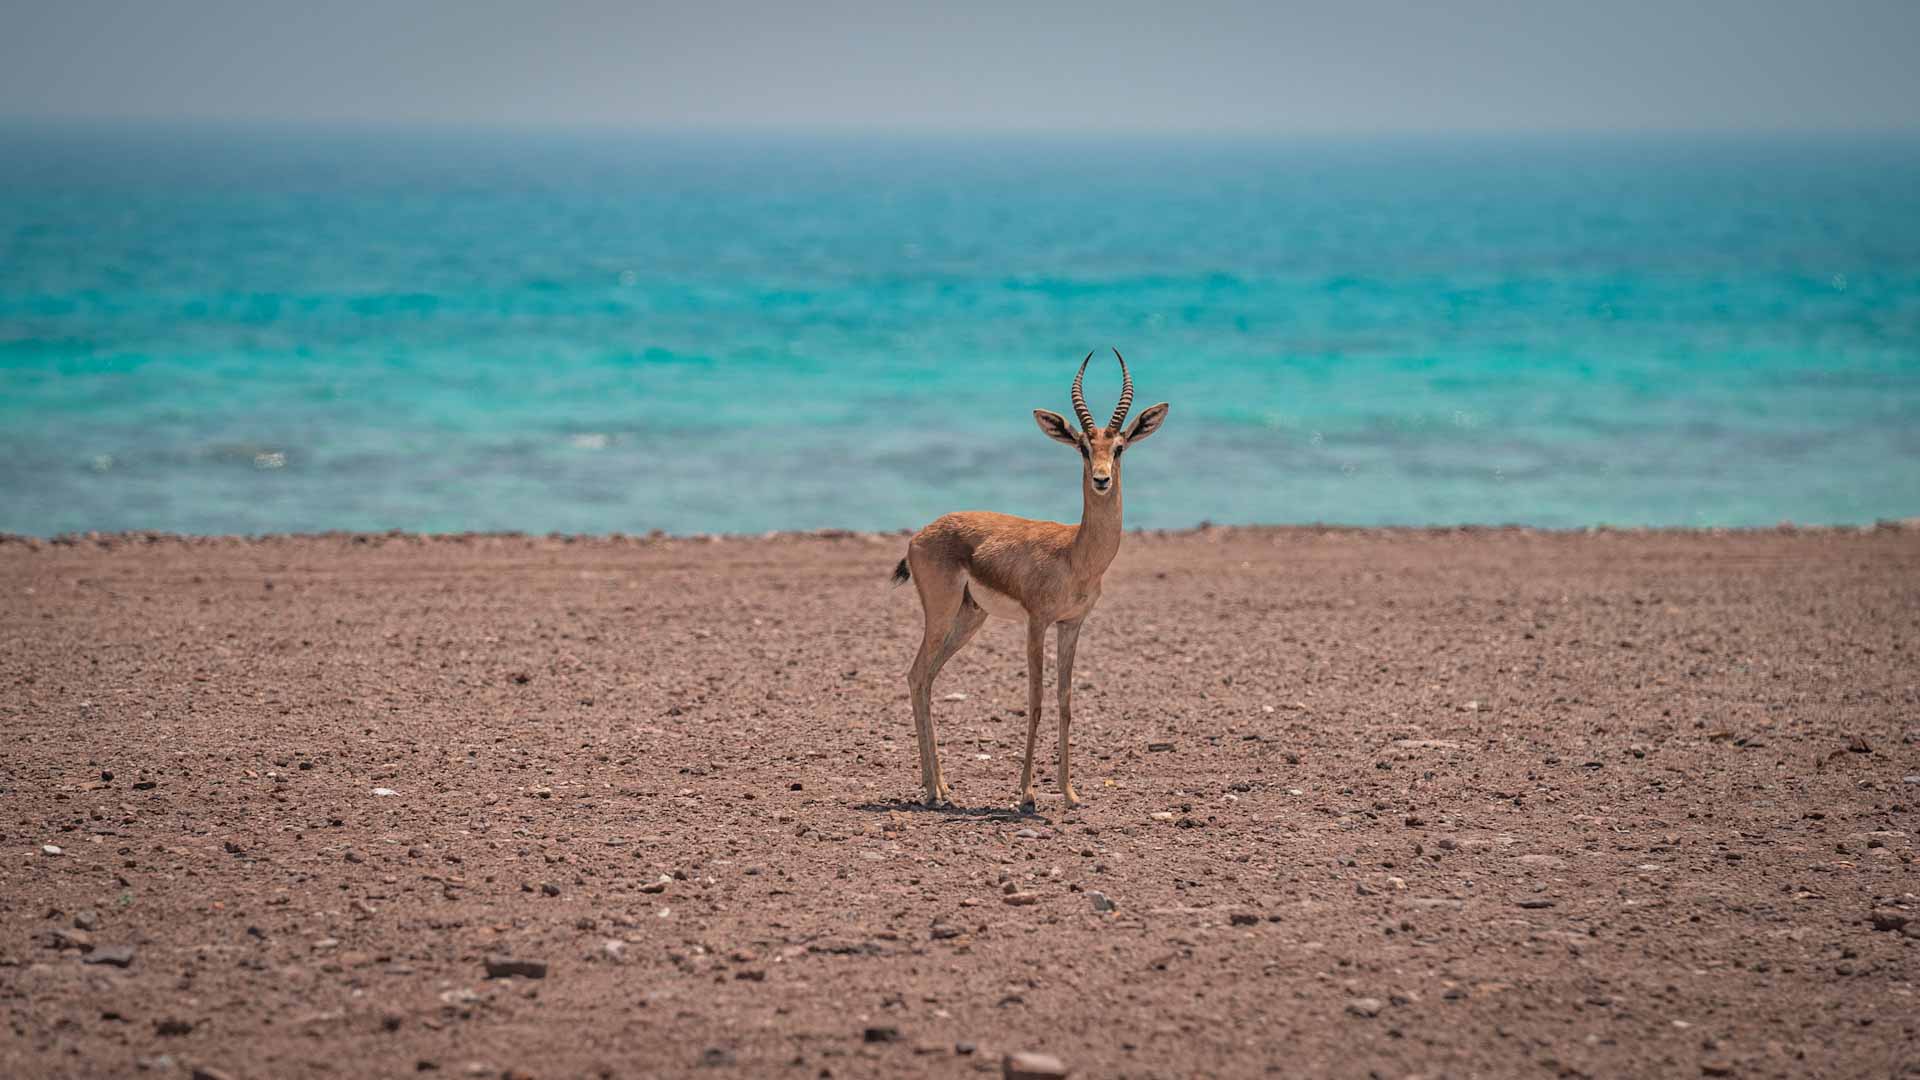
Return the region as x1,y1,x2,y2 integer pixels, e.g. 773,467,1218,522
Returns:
1034,349,1170,498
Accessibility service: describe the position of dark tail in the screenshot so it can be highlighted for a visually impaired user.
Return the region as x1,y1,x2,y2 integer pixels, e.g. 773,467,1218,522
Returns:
889,557,911,587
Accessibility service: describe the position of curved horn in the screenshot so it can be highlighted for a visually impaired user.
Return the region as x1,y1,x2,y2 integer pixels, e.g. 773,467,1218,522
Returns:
1108,347,1134,430
1069,350,1096,431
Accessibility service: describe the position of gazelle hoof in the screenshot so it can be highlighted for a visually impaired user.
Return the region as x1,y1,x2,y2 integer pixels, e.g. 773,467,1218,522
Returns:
1017,788,1038,811
1062,788,1082,808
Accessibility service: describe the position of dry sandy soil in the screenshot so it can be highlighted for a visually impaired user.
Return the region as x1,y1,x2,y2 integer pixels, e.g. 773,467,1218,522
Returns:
2,527,1917,1079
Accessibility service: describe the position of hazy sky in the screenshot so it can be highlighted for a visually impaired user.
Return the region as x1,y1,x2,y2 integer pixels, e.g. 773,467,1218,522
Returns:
3,0,1916,134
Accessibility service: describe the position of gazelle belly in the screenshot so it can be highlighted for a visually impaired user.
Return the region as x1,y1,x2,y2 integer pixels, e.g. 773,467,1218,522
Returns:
966,578,1028,620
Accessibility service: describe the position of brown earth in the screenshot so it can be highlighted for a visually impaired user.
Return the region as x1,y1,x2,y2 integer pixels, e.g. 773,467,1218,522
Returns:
2,527,1917,1080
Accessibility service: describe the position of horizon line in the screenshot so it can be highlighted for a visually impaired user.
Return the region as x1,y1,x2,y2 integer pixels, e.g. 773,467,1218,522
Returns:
4,114,1919,142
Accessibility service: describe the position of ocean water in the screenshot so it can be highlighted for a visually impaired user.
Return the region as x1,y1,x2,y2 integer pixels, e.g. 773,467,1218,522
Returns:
2,126,1917,536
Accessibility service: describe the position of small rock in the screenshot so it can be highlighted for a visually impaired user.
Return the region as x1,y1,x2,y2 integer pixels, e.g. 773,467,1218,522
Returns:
41,844,63,856
864,1025,901,1043
155,1018,194,1036
371,787,398,797
484,958,548,979
602,940,628,963
1701,1059,1735,1077
223,840,244,855
541,882,561,897
1003,1050,1069,1079
1147,742,1175,752
1088,892,1115,913
1345,997,1384,1018
84,945,135,967
1868,908,1910,932
699,1048,735,1068
956,1041,976,1055
1003,892,1041,906
1229,912,1259,926
74,910,100,931
640,875,671,894
1516,899,1556,909
50,928,94,952
192,1067,238,1080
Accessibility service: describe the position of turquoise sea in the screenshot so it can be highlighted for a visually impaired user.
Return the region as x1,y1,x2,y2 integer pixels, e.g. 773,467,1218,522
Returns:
2,126,1917,536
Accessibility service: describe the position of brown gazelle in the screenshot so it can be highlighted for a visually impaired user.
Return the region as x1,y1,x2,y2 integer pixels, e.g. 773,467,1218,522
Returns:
890,349,1169,809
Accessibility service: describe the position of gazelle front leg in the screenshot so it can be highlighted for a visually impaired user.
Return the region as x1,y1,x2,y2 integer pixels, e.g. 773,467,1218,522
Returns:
1055,618,1084,808
1016,616,1047,810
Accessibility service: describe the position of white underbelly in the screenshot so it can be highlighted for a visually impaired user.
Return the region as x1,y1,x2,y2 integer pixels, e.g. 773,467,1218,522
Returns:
967,578,1027,620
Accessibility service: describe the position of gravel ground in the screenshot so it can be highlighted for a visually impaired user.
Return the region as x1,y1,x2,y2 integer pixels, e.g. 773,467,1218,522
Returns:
2,527,1916,1079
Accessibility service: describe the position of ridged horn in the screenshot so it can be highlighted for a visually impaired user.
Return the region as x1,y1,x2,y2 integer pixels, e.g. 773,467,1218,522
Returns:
1069,350,1096,431
1108,347,1134,430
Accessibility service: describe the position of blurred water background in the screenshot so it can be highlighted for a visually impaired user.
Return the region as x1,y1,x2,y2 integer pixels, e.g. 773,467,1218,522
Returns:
2,125,1916,536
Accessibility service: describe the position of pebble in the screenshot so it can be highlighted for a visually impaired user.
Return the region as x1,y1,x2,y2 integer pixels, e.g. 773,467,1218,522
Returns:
50,928,93,951
1230,913,1259,926
541,882,561,897
74,910,100,931
84,945,135,967
484,958,548,979
371,787,398,797
41,844,63,856
602,940,628,963
641,875,671,894
1868,908,1910,932
1004,1050,1069,1078
1004,892,1041,906
192,1067,238,1080
1345,997,1384,1018
1517,899,1557,909
864,1025,901,1043
1088,892,1116,913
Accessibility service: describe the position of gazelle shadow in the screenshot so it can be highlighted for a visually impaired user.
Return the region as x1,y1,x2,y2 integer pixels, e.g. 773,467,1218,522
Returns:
854,799,1049,824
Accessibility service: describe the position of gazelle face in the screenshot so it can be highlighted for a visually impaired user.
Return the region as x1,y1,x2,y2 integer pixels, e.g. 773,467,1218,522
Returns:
1033,349,1171,497
1084,427,1122,496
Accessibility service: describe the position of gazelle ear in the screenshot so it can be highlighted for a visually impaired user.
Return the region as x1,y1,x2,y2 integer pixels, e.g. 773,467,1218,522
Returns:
1123,402,1169,444
1034,409,1082,447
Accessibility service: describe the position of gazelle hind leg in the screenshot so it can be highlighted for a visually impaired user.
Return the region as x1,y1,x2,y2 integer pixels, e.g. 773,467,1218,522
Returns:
924,592,989,801
906,554,966,805
1055,619,1084,808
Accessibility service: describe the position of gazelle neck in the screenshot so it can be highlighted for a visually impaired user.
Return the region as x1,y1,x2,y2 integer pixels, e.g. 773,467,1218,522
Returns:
1071,474,1123,576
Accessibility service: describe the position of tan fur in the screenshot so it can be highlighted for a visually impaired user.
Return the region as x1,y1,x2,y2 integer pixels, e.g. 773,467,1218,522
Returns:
900,358,1169,809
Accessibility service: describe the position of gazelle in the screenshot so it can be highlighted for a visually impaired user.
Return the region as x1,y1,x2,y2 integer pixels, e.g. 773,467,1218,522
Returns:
890,349,1169,809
